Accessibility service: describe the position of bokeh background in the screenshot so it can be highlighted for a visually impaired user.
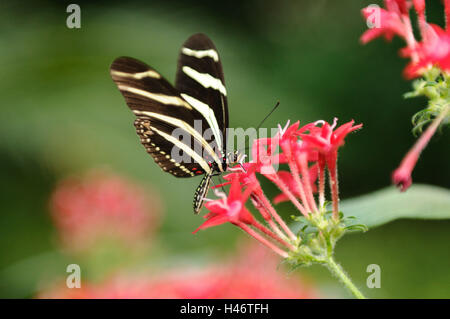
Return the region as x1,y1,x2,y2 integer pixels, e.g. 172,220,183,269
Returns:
0,0,449,298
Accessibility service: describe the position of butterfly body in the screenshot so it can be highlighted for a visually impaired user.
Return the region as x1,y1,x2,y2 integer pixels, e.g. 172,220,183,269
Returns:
110,33,230,213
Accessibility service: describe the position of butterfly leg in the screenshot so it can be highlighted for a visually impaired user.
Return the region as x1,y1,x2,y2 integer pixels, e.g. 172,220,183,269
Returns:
215,174,227,194
193,173,212,214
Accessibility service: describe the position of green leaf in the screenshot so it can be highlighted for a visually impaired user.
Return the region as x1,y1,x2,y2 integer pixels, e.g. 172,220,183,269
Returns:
340,184,450,228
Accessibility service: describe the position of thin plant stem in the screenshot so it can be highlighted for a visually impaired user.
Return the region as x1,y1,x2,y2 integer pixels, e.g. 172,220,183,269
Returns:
287,156,312,213
325,256,366,299
267,219,291,243
238,223,289,258
298,153,319,214
318,157,326,210
252,219,296,251
328,164,340,219
266,174,309,217
256,190,298,241
250,192,290,242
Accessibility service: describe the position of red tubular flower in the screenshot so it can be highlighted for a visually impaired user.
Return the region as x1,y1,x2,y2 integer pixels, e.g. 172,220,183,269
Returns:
213,163,298,244
251,137,281,176
392,107,450,191
300,119,362,155
213,162,259,189
301,119,363,177
273,167,318,204
300,119,362,217
361,1,450,191
194,118,361,257
195,176,292,256
403,23,450,78
361,0,411,44
361,0,450,78
193,176,255,233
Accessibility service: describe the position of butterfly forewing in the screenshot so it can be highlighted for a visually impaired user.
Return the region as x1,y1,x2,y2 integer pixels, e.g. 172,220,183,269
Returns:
111,57,193,121
175,33,228,157
110,56,216,177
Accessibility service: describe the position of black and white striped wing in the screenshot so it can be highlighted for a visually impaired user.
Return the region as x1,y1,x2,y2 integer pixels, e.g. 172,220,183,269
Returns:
175,33,228,158
110,56,222,178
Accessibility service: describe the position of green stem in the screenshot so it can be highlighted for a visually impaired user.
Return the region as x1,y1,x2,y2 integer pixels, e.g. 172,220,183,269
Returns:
325,256,366,299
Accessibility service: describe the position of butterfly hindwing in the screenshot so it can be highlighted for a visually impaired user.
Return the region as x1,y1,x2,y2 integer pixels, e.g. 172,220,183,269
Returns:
133,117,207,177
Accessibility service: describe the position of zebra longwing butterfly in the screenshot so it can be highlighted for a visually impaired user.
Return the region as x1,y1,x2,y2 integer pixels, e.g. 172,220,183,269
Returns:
110,33,235,214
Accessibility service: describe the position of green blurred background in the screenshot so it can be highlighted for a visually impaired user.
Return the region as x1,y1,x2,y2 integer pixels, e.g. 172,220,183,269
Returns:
0,0,448,298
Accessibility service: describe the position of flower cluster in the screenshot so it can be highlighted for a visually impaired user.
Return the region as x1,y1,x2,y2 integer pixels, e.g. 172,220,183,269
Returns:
361,0,450,191
50,170,161,251
194,119,362,260
361,0,450,79
42,171,317,299
38,243,315,299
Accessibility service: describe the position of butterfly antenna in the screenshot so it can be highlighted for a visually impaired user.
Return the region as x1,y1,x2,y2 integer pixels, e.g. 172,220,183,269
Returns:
256,101,280,131
237,101,280,153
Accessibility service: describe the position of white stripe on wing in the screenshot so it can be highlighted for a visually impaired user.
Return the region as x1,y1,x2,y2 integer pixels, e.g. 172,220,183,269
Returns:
118,85,192,110
182,66,227,96
181,47,219,62
133,109,223,171
180,93,224,155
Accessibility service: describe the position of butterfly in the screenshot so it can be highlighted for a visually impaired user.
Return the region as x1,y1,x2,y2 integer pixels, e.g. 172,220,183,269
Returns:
110,33,240,214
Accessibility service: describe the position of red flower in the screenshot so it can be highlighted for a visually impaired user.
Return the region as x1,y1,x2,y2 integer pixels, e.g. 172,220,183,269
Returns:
194,118,361,257
213,162,259,188
193,176,255,233
38,242,316,299
251,137,280,175
403,23,450,78
50,170,161,251
300,119,362,155
360,0,411,44
392,107,450,191
361,0,450,79
361,1,450,191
